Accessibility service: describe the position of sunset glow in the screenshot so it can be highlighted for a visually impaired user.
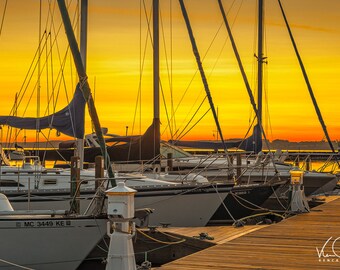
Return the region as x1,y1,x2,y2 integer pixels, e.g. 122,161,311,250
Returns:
0,0,339,144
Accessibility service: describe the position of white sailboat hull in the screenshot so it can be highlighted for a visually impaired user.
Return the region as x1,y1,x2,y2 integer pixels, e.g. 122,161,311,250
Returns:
0,216,107,270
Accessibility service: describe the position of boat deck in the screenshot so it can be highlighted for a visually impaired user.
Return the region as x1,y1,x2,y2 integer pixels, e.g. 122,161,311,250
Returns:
154,196,340,269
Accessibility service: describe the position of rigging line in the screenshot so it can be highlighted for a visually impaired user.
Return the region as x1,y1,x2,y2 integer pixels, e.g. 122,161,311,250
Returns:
130,0,143,162
45,0,80,106
0,0,8,38
138,0,144,160
277,0,338,159
159,79,173,139
235,115,257,150
170,18,236,140
69,0,80,92
46,31,50,116
212,189,236,222
58,0,116,183
46,4,82,118
49,25,55,112
168,32,227,140
130,0,143,161
159,8,174,139
22,62,46,118
47,0,71,93
230,191,267,211
0,258,34,270
219,0,259,125
139,181,219,207
167,16,231,130
169,19,227,140
169,94,207,140
218,0,276,157
250,0,258,123
9,32,49,116
169,23,224,126
179,0,227,152
169,0,176,139
137,228,186,245
132,0,152,131
129,1,151,161
49,31,55,112
168,2,238,131
40,130,69,163
36,0,43,150
44,47,71,117
176,108,210,140
175,106,210,142
14,0,75,117
142,0,154,46
20,43,69,119
42,125,52,162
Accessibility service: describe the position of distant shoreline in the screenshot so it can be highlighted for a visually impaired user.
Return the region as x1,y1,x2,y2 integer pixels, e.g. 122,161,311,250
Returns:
1,139,339,152
264,140,339,151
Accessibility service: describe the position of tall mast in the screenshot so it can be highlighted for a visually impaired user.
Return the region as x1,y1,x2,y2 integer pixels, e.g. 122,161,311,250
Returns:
57,0,116,185
179,0,227,152
153,0,160,159
76,0,88,170
255,0,265,153
80,0,88,70
277,0,338,158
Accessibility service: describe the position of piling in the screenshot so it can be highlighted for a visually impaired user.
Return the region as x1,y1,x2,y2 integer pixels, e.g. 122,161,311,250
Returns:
70,156,80,214
167,153,173,171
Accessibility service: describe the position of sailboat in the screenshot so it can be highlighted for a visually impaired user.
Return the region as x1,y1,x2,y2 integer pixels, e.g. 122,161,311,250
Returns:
0,192,107,270
165,0,338,200
0,2,112,270
0,0,285,228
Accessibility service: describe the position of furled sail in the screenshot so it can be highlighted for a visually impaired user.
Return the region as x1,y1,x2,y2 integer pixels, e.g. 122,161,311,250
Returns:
0,84,86,139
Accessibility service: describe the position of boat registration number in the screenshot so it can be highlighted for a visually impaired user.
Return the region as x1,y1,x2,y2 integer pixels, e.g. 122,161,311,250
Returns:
17,220,72,228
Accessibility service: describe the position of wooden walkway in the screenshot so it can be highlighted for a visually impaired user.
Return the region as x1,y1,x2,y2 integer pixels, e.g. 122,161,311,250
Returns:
158,225,266,245
155,196,340,269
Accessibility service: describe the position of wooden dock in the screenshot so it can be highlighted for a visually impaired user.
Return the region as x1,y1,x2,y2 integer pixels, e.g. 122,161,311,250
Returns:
155,196,340,269
157,225,266,245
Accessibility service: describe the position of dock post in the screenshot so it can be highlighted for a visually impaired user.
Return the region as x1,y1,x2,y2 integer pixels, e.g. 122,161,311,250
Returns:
70,156,80,214
95,155,104,189
105,182,137,270
94,156,105,214
167,153,173,171
305,156,311,171
289,168,309,213
236,153,242,180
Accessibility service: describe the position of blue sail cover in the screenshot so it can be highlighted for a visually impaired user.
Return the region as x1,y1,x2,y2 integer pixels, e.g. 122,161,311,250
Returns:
0,84,86,139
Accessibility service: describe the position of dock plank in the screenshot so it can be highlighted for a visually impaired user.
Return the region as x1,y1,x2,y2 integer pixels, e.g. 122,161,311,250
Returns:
158,225,266,244
155,196,340,269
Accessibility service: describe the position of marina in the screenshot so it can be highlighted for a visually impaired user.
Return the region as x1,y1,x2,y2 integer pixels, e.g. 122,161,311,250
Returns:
0,0,339,269
154,196,340,270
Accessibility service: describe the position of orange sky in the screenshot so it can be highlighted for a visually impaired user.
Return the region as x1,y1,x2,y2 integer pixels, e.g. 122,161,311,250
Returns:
0,0,339,144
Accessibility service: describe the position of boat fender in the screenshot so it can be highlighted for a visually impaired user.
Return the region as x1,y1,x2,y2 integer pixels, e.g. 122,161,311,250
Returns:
137,260,152,270
0,193,14,211
153,164,161,173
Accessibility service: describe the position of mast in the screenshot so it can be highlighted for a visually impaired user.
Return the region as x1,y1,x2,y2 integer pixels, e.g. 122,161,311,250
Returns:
277,0,338,157
80,0,88,70
178,0,227,152
76,0,88,170
254,0,265,153
57,0,116,184
218,0,267,154
153,0,161,160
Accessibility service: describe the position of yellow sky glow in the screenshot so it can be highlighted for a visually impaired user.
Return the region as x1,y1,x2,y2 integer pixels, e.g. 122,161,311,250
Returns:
0,0,339,144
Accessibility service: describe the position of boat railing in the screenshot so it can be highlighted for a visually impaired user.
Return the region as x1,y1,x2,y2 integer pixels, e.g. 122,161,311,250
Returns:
285,152,339,173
